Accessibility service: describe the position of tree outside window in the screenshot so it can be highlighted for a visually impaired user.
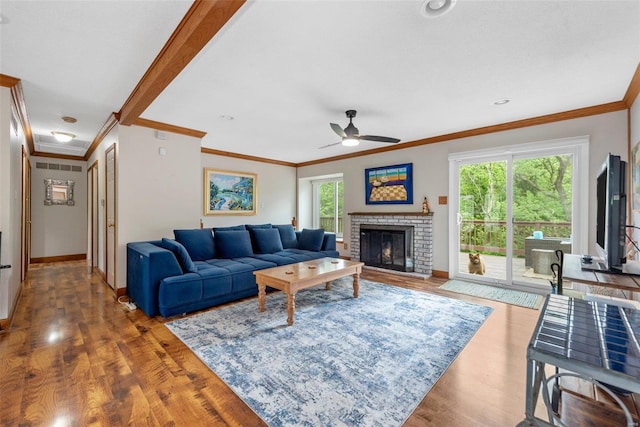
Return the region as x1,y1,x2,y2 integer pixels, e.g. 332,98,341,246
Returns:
315,179,343,238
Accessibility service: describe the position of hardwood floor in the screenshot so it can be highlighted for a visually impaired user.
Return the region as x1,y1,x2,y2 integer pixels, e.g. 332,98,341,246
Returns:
0,261,629,426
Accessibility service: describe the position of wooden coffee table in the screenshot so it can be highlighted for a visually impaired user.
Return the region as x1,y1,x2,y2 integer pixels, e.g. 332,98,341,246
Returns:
253,257,364,326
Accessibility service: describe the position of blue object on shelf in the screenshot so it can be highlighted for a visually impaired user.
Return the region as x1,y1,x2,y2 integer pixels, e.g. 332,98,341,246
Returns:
533,230,543,239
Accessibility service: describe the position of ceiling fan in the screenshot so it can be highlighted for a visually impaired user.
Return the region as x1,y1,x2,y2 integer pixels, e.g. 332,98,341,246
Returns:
319,110,401,149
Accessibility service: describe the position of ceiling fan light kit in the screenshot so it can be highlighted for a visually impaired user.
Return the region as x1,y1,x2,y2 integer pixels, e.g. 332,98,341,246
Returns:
342,137,359,147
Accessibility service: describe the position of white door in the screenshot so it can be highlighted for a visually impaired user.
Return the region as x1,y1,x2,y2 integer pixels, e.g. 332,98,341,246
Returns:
105,145,116,289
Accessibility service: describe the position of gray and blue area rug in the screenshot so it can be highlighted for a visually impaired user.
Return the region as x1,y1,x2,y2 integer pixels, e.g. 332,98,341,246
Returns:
166,278,493,427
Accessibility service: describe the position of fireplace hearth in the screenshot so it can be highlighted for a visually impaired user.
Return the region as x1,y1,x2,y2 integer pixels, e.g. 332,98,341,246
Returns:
360,225,414,272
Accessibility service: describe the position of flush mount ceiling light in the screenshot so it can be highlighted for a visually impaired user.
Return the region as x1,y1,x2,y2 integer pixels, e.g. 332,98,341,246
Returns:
493,98,511,106
51,131,76,142
421,0,457,18
61,116,77,123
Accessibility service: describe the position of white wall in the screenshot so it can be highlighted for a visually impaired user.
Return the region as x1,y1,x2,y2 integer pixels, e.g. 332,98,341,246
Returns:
0,87,25,319
30,156,87,258
298,110,628,273
201,155,296,228
116,125,202,288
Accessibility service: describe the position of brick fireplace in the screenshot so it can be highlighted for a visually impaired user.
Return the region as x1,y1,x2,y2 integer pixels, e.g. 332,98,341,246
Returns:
349,212,433,275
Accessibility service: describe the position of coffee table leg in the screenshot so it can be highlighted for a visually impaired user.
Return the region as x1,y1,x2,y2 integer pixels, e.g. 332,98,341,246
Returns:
258,283,266,312
325,281,331,290
287,292,295,326
353,273,359,298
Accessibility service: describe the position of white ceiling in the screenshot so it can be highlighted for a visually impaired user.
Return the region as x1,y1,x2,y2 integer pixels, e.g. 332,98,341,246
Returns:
1,0,639,164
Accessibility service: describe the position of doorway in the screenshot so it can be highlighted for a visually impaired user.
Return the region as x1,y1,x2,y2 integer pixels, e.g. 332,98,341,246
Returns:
448,137,588,292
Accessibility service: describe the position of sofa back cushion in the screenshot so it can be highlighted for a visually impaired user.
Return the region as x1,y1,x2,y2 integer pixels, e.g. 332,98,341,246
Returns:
159,238,198,273
298,228,325,251
215,230,254,258
246,224,273,251
174,228,215,261
250,228,284,254
273,224,298,249
213,224,246,233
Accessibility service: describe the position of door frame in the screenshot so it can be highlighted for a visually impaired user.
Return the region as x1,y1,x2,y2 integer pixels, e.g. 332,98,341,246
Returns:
21,146,30,280
448,136,589,289
87,160,98,269
105,144,116,289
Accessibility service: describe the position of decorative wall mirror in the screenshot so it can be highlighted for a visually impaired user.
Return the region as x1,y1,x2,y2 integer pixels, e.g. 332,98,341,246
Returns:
44,179,75,206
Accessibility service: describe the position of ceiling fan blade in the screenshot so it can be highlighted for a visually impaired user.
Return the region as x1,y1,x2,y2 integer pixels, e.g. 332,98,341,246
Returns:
318,141,343,149
330,123,346,138
359,135,401,143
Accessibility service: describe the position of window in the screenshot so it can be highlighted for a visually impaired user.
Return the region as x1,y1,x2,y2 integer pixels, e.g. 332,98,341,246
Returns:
313,177,343,238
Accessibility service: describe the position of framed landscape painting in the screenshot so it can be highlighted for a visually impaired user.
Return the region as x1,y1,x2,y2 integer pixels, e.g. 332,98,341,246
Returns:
204,168,256,215
365,163,413,205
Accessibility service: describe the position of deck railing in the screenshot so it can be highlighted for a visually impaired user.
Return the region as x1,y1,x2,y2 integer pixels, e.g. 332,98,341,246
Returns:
320,217,343,233
460,219,571,256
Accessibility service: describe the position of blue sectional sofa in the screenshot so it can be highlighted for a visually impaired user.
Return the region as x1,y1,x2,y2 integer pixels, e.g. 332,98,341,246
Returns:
126,224,339,317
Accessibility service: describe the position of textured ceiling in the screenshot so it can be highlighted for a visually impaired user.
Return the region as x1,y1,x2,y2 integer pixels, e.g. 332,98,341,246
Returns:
1,0,639,163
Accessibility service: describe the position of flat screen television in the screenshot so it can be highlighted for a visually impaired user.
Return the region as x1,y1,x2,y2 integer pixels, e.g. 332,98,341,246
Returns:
594,153,627,272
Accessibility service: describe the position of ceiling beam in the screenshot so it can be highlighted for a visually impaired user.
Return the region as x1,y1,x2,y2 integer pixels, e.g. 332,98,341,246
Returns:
118,0,246,126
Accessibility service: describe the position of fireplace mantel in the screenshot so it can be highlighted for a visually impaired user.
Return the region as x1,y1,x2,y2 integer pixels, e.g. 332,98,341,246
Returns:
348,212,433,216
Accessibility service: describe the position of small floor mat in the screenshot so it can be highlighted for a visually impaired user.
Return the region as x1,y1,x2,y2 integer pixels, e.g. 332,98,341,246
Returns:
440,280,544,309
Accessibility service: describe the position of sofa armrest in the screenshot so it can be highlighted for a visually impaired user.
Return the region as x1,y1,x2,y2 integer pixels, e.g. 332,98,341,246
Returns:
127,241,183,316
321,233,337,251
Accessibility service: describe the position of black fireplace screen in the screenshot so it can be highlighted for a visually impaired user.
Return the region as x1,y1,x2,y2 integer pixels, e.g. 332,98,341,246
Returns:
360,225,414,272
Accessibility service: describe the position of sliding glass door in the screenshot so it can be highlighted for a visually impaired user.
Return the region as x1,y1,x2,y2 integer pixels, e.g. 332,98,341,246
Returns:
449,138,588,292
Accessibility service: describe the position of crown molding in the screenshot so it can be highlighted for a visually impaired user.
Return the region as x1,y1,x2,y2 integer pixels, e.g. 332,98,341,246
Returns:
84,113,119,161
118,0,246,125
201,147,297,168
0,74,20,87
31,151,85,161
296,101,628,167
623,62,640,108
6,79,35,155
132,117,207,138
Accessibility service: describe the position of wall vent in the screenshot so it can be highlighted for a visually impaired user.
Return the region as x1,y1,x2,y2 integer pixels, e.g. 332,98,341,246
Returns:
35,162,82,172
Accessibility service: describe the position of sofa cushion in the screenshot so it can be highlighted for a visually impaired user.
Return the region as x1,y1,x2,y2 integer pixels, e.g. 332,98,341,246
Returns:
274,224,298,249
245,223,272,230
215,230,254,258
159,238,198,273
250,228,284,254
173,228,215,261
298,228,325,251
213,224,246,233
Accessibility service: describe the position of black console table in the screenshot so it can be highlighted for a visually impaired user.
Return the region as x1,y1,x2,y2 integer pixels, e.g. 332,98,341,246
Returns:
523,294,640,426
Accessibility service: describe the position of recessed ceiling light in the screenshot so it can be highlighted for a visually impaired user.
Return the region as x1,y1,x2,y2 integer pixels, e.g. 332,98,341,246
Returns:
51,131,76,143
61,116,77,123
493,98,511,106
421,0,457,18
219,115,234,121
